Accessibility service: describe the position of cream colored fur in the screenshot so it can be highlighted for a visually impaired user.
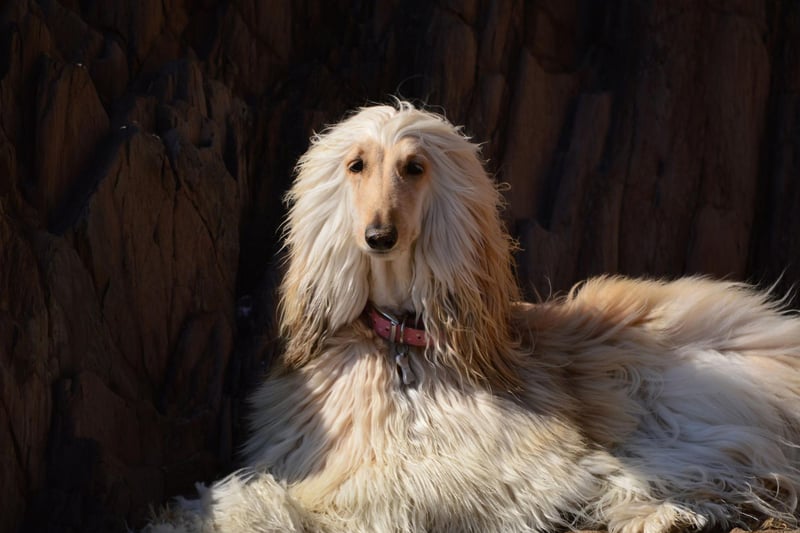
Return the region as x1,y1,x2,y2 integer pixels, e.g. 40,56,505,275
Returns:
146,102,800,533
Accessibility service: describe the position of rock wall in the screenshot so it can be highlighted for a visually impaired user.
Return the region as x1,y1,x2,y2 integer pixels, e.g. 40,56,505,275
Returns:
0,1,799,531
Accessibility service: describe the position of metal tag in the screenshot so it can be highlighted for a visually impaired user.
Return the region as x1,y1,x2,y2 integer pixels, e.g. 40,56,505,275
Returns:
394,342,415,386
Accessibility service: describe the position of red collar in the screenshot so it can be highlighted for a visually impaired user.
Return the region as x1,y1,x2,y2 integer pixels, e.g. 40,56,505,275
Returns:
366,306,430,347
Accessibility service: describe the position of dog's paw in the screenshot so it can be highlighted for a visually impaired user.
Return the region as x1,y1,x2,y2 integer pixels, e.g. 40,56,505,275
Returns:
607,501,708,533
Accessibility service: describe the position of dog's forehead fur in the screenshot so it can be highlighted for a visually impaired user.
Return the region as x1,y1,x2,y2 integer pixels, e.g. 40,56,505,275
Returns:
330,104,471,163
344,137,429,175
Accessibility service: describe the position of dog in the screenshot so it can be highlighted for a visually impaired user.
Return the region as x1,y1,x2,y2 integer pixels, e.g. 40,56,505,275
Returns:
147,101,800,533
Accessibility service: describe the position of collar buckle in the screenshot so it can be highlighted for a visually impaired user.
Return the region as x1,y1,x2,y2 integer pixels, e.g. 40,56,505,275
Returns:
366,305,427,385
367,305,430,348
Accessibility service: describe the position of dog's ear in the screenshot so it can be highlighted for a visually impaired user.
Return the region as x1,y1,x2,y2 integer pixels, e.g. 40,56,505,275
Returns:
416,130,524,391
278,129,370,368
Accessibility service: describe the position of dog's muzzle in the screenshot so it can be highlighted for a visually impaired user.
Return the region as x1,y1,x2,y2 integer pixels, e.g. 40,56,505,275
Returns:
365,224,398,251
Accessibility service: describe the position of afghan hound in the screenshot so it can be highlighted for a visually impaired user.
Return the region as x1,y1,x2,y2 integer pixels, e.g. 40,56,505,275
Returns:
147,101,800,533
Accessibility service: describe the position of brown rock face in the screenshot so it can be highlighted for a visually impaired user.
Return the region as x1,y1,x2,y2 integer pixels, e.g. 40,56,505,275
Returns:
1,1,799,532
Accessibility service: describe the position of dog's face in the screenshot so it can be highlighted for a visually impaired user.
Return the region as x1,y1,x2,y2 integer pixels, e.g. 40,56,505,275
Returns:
345,136,431,258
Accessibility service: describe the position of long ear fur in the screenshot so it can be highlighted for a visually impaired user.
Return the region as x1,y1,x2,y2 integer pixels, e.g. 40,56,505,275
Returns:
406,115,524,391
279,103,523,390
279,106,400,367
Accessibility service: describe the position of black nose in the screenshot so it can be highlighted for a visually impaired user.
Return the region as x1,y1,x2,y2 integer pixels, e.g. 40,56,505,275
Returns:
365,225,398,251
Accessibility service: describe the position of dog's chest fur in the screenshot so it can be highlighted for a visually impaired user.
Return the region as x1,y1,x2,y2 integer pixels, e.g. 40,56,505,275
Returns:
244,326,603,531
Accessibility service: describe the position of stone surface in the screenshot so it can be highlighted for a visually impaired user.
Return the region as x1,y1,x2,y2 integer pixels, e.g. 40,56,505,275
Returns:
34,57,110,227
1,1,800,532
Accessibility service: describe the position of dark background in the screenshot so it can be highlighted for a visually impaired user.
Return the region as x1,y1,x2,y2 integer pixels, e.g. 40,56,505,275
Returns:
1,1,799,531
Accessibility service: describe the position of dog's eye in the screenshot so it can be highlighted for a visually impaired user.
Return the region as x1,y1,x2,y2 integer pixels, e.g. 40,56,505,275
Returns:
348,159,364,173
406,161,424,176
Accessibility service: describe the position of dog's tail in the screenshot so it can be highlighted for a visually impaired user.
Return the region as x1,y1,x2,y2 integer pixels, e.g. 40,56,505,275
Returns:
598,277,800,522
530,275,800,527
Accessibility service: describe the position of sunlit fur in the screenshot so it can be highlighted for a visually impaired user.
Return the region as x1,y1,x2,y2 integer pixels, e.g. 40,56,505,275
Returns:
146,102,800,533
277,102,522,390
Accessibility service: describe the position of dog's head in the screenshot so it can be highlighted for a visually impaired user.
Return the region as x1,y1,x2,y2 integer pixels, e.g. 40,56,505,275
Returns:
279,102,522,389
344,134,430,258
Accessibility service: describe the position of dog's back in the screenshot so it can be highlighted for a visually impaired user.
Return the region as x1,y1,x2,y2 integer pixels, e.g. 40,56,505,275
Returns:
519,276,800,530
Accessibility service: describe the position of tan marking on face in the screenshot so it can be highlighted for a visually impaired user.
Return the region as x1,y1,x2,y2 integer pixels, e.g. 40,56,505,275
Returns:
345,137,431,256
